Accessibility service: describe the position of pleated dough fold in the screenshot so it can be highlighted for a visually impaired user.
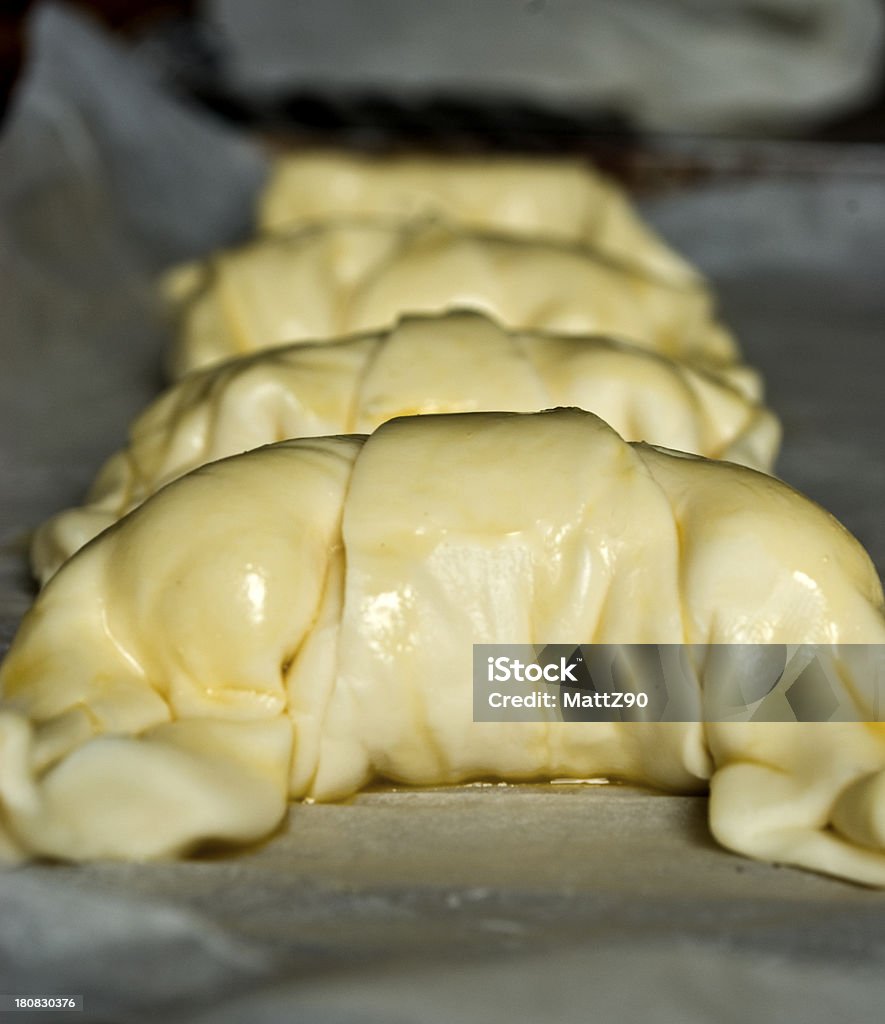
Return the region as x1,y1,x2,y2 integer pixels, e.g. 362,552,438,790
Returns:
164,220,742,382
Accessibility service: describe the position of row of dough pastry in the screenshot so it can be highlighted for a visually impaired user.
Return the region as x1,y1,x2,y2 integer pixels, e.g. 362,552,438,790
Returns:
12,148,883,885
4,409,885,885
37,152,769,581
166,150,748,394
31,311,779,584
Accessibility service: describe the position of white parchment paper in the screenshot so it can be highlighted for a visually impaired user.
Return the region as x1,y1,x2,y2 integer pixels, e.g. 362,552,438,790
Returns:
1,6,885,1023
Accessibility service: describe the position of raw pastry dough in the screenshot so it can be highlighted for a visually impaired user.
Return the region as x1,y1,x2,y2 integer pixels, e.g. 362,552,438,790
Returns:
259,149,698,286
32,312,779,583
165,220,745,384
3,408,885,885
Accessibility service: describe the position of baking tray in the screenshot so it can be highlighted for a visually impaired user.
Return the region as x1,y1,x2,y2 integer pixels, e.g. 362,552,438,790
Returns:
2,7,885,1024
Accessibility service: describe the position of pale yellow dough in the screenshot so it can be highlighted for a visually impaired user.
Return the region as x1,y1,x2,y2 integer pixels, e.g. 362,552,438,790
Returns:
259,149,698,287
32,312,778,584
3,409,885,885
164,220,745,385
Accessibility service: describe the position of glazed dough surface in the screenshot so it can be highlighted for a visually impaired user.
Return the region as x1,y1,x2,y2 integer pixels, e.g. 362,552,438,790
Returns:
259,150,699,286
165,220,742,381
32,312,779,583
3,409,885,886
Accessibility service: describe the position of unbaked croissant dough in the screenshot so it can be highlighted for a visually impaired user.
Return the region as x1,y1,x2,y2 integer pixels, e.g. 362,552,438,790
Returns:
165,220,746,385
32,312,779,584
259,149,698,286
3,408,885,885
